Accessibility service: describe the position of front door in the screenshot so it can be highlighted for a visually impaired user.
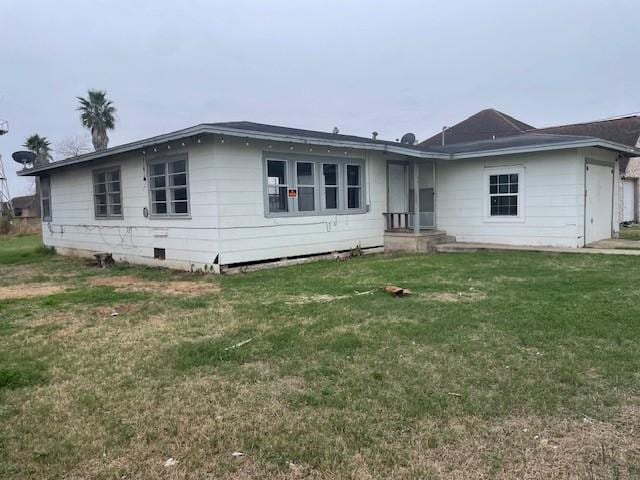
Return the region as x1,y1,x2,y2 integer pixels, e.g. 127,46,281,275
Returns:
388,163,408,213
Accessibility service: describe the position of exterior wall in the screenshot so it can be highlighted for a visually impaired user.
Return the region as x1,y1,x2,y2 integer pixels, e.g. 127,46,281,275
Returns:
42,136,388,270
212,138,387,265
43,141,221,271
620,155,640,223
435,148,619,248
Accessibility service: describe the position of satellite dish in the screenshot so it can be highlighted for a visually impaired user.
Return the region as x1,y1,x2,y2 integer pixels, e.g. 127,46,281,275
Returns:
12,151,36,165
400,133,416,145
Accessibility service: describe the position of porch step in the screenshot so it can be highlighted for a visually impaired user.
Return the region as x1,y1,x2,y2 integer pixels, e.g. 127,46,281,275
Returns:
384,230,456,253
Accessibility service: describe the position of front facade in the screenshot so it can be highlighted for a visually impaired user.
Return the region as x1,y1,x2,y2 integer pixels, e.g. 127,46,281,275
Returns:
22,122,637,271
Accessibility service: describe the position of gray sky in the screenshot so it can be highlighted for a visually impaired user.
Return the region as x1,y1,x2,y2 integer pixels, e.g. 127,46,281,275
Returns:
1,0,638,195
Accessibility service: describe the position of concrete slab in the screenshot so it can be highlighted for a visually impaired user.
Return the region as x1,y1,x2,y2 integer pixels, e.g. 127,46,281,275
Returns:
435,242,640,256
586,239,640,250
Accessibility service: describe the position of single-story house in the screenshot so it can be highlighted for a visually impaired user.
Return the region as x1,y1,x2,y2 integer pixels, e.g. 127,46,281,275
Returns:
11,194,39,218
19,121,640,272
421,109,640,224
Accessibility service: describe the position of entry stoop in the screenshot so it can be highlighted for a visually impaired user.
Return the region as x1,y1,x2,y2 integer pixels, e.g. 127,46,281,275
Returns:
384,230,455,253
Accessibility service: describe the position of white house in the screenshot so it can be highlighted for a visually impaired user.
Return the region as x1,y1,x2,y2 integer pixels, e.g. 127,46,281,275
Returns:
20,121,640,272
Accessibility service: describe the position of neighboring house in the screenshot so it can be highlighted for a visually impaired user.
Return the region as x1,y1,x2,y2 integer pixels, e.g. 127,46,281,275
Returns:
419,108,533,147
11,194,39,218
533,116,640,224
19,121,639,271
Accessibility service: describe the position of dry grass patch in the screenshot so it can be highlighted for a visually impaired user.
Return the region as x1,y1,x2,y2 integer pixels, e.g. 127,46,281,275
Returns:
0,283,65,300
422,290,487,302
89,275,220,295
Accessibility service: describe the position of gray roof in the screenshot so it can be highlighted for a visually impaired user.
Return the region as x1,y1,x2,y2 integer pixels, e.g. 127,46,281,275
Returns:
18,121,640,176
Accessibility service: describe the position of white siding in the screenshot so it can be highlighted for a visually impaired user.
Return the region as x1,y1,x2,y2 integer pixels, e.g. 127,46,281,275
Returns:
43,142,222,271
42,137,387,270
436,149,585,247
212,138,387,265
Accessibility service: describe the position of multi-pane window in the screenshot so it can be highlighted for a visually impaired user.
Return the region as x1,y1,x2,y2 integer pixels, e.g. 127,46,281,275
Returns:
346,165,361,209
264,156,365,217
40,176,51,221
93,168,122,217
267,160,288,213
322,163,339,210
489,173,518,216
296,162,315,212
149,157,189,216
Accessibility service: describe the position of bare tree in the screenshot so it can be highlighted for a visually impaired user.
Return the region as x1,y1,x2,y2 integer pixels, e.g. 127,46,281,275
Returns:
55,134,92,158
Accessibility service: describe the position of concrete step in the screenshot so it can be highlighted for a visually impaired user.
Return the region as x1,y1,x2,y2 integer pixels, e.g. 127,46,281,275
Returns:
384,230,456,253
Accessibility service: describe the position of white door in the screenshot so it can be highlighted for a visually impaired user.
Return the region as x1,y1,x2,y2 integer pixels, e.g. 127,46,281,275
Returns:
623,179,635,223
388,163,407,212
585,163,614,244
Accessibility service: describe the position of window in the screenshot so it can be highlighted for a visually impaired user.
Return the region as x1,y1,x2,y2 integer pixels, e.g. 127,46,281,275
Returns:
264,155,365,217
149,156,189,216
489,173,518,216
323,163,339,210
296,162,315,212
267,160,288,213
346,164,361,209
93,168,122,217
40,176,51,221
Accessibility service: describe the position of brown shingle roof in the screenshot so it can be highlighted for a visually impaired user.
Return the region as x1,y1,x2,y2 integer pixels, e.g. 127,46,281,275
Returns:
419,108,534,146
531,116,640,148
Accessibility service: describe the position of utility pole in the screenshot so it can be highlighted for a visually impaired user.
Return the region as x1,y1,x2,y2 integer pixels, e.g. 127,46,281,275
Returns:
0,120,12,219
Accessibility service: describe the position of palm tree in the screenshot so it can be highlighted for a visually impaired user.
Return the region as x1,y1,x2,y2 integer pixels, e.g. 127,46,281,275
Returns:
77,89,116,151
23,134,53,166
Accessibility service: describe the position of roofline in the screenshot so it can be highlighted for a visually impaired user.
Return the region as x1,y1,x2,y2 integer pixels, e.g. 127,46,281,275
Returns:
531,114,640,131
18,126,640,176
18,124,449,175
448,138,640,159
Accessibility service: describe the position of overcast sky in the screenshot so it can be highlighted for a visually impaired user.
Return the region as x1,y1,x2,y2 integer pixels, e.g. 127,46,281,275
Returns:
1,0,639,195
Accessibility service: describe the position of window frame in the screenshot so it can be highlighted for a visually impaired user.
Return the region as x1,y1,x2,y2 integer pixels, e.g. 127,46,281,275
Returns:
93,166,123,219
147,154,191,218
40,176,51,222
262,153,366,218
483,165,525,223
345,163,363,210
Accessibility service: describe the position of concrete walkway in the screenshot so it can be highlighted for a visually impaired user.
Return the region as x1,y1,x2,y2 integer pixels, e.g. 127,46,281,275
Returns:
435,242,640,256
587,238,640,249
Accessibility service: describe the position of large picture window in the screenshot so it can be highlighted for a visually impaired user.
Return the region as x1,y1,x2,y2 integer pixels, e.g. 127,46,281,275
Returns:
93,168,122,218
148,156,189,216
40,176,51,221
264,155,365,217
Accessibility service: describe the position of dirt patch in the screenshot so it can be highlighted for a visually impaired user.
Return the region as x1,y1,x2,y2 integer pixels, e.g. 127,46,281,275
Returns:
89,275,220,296
0,283,64,300
422,291,487,302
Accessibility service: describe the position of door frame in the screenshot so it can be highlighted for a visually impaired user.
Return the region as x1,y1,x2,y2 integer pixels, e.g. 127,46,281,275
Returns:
583,158,615,246
386,160,409,213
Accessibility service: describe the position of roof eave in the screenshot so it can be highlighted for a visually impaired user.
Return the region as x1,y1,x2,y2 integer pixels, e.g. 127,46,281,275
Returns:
18,125,447,176
447,139,640,160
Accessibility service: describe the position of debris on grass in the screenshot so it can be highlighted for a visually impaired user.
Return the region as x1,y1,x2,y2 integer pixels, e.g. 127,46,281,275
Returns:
384,285,412,297
224,339,252,351
164,457,177,467
231,451,245,458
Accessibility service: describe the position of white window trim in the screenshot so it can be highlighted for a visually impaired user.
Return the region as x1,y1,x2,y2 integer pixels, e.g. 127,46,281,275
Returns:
483,165,525,223
93,166,123,219
147,154,191,218
262,152,366,218
40,176,51,222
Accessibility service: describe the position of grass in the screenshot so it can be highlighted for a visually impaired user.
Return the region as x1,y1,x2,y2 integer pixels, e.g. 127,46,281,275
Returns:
0,235,639,479
619,224,640,240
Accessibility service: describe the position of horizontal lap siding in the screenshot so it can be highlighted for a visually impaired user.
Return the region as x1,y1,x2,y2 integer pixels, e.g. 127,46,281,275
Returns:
436,150,584,247
212,141,386,265
43,143,221,270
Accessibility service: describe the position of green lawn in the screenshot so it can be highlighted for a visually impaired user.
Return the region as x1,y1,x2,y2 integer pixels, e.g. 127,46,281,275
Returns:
620,225,640,241
0,235,639,479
